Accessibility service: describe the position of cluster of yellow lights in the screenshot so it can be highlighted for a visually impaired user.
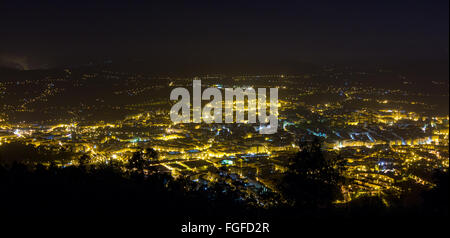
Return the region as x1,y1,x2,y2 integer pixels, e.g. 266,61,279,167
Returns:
155,134,184,141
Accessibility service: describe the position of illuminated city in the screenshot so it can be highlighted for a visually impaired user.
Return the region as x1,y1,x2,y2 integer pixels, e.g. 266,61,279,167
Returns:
1,68,448,204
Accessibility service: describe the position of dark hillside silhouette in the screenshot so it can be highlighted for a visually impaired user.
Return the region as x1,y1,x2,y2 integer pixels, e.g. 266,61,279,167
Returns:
0,139,447,218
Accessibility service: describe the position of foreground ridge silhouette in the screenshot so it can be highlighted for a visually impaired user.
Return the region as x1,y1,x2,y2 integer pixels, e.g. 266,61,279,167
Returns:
0,140,447,218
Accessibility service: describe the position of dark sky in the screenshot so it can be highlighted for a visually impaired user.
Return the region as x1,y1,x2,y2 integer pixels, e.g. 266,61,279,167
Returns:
0,0,448,73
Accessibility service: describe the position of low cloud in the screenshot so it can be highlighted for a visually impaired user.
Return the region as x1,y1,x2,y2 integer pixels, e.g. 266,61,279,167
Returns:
0,54,30,70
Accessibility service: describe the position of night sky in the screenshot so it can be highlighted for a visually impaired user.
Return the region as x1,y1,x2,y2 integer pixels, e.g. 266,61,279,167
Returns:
0,0,448,74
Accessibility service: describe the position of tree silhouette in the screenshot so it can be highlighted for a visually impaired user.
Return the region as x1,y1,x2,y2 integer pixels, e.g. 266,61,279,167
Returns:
78,154,90,168
126,150,148,172
144,148,158,161
422,170,449,215
278,137,345,210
